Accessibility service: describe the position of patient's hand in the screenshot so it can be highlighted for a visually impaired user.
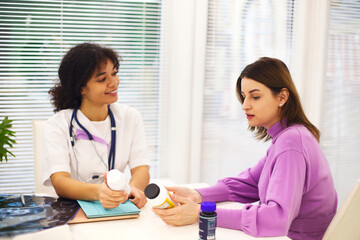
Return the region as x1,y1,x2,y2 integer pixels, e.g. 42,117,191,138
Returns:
165,186,203,203
153,194,200,226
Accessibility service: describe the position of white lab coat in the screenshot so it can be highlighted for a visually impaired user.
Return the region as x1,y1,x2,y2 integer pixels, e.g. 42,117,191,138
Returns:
42,103,150,186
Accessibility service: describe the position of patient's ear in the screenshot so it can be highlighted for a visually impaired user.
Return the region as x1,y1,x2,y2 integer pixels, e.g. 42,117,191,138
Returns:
278,88,289,106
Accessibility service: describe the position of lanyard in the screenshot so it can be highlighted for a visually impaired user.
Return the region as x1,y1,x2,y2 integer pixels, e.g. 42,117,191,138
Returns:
69,105,116,171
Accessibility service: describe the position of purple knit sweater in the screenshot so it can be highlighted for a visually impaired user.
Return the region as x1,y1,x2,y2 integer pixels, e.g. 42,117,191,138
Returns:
196,121,337,240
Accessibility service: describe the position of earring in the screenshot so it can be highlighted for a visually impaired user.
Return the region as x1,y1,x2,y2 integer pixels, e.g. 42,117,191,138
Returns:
279,103,282,107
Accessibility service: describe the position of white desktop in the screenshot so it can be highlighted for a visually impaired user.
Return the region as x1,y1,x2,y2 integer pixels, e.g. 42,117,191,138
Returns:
11,200,289,240
8,181,290,240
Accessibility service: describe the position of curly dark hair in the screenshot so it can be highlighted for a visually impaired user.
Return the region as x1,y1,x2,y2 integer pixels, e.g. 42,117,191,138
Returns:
49,42,120,112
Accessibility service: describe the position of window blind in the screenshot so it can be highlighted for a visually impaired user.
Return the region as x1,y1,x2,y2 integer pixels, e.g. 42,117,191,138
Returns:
0,0,163,193
321,0,360,204
201,0,298,183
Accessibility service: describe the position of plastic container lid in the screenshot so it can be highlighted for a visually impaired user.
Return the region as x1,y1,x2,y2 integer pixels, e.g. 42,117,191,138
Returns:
106,169,131,194
107,169,123,186
201,201,216,212
144,183,160,199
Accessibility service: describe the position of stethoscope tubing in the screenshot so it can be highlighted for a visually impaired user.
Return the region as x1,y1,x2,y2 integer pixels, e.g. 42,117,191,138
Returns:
69,105,116,172
108,107,116,170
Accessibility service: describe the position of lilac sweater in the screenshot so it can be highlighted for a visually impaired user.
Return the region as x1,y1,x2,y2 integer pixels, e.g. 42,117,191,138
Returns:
196,122,337,240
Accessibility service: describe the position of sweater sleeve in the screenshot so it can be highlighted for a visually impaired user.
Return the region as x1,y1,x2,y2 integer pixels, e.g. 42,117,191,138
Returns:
196,156,265,203
219,150,306,237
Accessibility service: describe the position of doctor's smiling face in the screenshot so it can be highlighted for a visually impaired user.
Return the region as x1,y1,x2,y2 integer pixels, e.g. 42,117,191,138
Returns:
241,77,283,129
80,58,120,109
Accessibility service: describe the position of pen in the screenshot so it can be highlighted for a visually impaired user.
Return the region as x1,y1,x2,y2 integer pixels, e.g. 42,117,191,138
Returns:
20,194,26,206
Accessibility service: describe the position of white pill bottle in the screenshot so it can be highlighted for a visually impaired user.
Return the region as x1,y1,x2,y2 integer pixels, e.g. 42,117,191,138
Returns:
144,183,177,209
106,169,131,194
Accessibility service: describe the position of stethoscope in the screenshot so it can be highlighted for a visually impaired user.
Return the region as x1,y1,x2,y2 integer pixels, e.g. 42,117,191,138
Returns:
69,105,116,181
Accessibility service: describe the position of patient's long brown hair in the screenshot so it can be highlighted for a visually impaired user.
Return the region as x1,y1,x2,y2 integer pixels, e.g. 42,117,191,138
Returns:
236,57,320,142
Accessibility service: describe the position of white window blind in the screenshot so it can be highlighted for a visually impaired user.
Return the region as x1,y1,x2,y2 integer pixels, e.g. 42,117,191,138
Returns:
321,0,360,204
201,0,299,183
0,0,163,193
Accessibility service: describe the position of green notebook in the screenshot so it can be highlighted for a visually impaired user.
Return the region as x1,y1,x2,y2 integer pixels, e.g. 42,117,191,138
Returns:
77,199,140,218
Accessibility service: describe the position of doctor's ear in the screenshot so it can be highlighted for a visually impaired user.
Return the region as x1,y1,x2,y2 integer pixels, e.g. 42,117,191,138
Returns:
278,88,289,107
80,87,88,96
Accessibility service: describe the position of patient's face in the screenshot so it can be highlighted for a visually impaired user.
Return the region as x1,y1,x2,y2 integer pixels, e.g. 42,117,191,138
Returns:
240,77,281,129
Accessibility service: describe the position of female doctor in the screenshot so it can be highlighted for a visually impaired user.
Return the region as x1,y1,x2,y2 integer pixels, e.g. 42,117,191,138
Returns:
43,42,150,209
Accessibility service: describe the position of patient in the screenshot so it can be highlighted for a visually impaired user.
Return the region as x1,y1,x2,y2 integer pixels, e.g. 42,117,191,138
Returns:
153,57,338,240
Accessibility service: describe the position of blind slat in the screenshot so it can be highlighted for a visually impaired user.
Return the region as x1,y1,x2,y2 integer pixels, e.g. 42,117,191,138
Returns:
201,0,297,185
320,0,360,204
0,0,163,193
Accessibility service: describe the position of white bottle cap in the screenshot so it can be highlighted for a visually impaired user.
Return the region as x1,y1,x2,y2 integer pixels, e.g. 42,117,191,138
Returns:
106,169,131,194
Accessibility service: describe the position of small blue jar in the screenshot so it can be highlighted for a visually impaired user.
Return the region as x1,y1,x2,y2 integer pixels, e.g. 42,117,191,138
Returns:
199,201,217,240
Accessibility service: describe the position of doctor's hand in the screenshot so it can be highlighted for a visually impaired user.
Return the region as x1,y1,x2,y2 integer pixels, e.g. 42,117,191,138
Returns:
165,186,203,203
128,186,147,209
153,194,200,226
99,182,128,209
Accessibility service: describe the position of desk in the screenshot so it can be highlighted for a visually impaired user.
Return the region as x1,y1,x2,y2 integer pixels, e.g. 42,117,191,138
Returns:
69,201,289,240
9,181,290,240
